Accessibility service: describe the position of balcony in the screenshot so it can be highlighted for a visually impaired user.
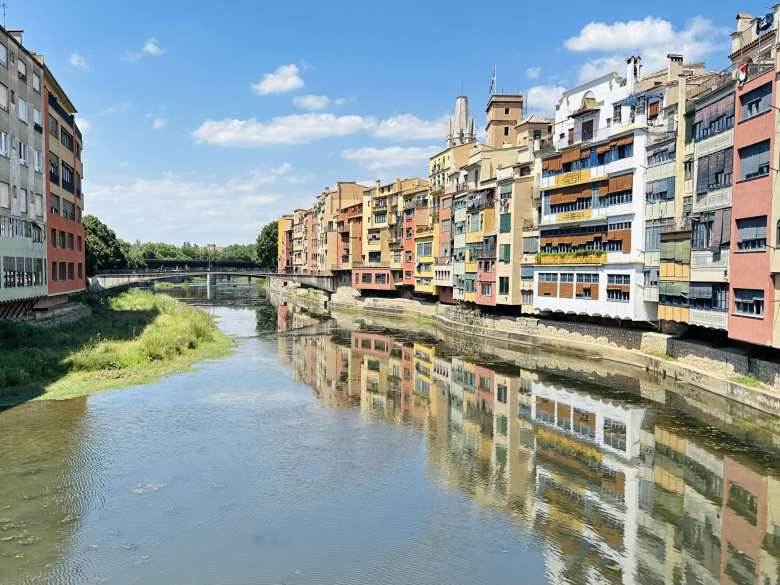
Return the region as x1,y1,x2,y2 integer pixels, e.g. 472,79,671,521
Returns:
434,256,451,265
536,251,606,265
689,309,727,330
690,250,728,282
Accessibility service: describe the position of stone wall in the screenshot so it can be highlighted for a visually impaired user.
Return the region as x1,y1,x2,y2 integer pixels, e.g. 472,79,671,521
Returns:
30,302,92,328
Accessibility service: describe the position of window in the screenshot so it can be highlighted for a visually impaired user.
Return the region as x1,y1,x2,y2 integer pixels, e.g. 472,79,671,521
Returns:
0,182,9,209
520,165,531,176
480,282,493,296
0,131,7,156
0,43,6,67
689,283,729,311
499,276,509,295
50,194,60,216
67,233,74,250
539,273,558,282
368,251,381,263
51,261,57,281
696,148,733,194
18,96,27,122
499,243,510,263
499,213,511,233
49,115,59,138
61,162,74,192
32,72,41,92
58,230,66,248
734,288,764,317
60,128,74,151
62,199,75,221
19,188,27,213
361,272,372,284
416,241,432,257
613,105,622,124
694,93,734,141
740,82,771,121
375,273,387,284
0,83,6,110
504,107,510,115
49,152,60,184
737,216,767,251
739,140,770,180
77,263,83,280
33,150,42,172
19,141,27,164
604,418,627,451
17,57,26,79
647,143,675,166
645,218,673,251
67,263,74,280
560,273,574,283
50,228,56,246
503,126,509,137
646,177,675,202
58,262,66,281
581,119,593,141
374,211,386,223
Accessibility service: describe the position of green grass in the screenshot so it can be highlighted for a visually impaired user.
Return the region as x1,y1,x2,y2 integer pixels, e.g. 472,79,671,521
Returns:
0,290,232,406
731,374,764,388
153,281,175,290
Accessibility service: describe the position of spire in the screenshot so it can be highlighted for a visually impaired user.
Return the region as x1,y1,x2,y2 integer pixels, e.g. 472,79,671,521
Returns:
446,96,476,147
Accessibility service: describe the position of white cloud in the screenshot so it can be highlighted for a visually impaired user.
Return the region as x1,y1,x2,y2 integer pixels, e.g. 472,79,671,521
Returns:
75,115,91,134
293,94,333,110
565,16,728,83
526,85,566,114
123,37,166,62
192,113,376,147
526,66,541,80
342,145,439,170
69,52,88,70
101,102,131,115
251,64,304,95
373,114,448,140
86,165,299,244
151,117,168,130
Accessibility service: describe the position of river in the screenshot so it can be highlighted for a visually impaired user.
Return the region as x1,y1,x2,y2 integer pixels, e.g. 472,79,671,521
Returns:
1,286,780,585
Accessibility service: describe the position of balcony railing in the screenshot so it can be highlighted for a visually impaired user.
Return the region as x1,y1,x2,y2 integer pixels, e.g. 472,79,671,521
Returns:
434,256,451,265
536,251,606,265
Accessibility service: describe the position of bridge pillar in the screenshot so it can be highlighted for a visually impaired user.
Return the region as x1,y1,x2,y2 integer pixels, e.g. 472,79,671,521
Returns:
206,274,215,300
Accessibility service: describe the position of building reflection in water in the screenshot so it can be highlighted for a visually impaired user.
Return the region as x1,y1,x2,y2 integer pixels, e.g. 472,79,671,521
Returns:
273,301,780,585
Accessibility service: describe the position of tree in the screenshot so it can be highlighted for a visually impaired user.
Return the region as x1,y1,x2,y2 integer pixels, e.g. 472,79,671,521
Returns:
83,215,139,275
255,221,278,270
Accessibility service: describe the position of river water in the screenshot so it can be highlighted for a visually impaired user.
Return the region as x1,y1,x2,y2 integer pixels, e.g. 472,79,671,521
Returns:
2,288,780,585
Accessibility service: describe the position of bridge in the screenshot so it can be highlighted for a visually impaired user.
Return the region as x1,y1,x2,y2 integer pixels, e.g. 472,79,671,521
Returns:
89,268,337,293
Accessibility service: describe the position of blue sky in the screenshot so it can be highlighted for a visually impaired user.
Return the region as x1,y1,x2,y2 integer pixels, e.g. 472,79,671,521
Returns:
13,0,752,244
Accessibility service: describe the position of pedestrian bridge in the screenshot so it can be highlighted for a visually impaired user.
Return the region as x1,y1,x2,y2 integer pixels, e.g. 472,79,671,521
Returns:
89,269,337,293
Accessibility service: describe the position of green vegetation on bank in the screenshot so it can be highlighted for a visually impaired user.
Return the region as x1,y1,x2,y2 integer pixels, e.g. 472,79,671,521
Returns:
0,290,232,405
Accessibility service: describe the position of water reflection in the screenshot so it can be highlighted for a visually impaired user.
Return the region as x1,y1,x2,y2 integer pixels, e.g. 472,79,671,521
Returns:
273,301,780,585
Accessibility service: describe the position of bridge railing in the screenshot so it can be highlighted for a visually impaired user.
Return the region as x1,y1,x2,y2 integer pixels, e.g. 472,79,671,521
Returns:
95,266,274,276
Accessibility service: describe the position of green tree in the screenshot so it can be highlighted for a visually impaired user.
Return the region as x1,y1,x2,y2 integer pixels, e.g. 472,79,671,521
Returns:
255,221,278,270
83,215,138,275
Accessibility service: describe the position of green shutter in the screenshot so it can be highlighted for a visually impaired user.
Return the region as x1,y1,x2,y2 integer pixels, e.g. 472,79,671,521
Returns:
500,244,511,262
500,213,511,233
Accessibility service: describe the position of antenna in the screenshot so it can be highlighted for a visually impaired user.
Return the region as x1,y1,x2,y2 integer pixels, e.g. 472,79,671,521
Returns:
1,2,6,29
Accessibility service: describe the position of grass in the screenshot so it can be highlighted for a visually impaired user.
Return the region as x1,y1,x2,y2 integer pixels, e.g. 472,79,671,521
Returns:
0,290,232,406
731,373,764,388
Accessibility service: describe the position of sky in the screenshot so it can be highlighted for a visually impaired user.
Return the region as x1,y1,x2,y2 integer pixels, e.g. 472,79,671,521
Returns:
11,0,759,245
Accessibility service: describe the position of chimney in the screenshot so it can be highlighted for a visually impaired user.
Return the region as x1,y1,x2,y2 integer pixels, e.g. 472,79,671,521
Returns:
736,13,755,33
627,55,642,88
667,53,683,82
8,30,23,45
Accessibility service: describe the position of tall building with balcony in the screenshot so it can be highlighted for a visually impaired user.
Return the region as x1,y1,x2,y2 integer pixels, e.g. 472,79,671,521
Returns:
277,214,293,273
352,177,427,292
497,115,553,311
42,59,85,301
727,9,779,347
0,29,47,317
312,182,364,286
291,208,308,273
412,186,435,295
534,57,655,322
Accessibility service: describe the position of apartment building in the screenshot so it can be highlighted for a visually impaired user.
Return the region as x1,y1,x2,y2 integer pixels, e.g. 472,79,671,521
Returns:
0,29,47,317
535,57,655,321
352,177,427,292
43,61,85,299
728,10,779,347
335,201,362,272
291,208,308,273
312,182,364,286
277,214,293,273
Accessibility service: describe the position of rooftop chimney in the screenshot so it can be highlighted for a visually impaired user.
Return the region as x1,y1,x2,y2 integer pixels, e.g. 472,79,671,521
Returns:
667,53,683,82
625,56,642,91
8,30,23,45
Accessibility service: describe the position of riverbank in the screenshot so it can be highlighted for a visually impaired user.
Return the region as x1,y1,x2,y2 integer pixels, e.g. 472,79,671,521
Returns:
0,290,232,406
307,285,780,416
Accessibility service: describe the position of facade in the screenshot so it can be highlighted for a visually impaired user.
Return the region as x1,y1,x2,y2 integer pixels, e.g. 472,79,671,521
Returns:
276,7,780,351
43,63,85,299
0,29,47,317
277,214,293,273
